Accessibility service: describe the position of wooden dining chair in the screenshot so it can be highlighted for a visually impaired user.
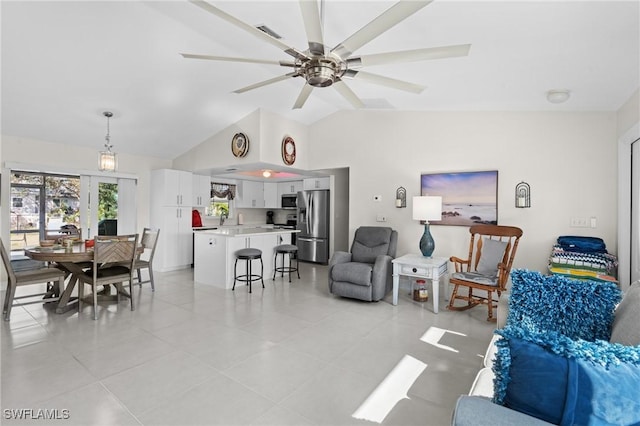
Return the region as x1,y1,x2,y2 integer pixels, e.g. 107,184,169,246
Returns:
134,228,160,291
447,224,523,321
1,238,66,321
77,234,138,320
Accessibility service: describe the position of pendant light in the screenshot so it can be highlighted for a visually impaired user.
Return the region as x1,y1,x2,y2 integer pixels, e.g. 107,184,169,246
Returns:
99,111,117,172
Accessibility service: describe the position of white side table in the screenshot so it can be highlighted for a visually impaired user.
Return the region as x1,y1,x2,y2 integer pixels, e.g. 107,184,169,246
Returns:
391,254,448,313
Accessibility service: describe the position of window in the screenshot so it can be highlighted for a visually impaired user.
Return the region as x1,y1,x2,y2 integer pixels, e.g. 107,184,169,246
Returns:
206,182,236,218
9,171,80,250
207,196,230,218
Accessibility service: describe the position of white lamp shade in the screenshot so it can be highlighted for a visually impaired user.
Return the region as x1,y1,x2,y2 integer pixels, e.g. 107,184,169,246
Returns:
412,196,442,221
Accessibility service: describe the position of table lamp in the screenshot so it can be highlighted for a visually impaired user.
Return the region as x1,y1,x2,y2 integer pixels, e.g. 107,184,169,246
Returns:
412,196,443,257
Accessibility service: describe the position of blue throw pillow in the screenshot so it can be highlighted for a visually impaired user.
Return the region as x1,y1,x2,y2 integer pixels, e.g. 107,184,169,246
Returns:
493,327,640,426
508,269,622,341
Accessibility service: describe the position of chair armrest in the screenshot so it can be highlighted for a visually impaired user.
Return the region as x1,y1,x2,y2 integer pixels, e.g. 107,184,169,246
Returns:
328,251,352,291
371,254,393,300
452,396,553,426
450,256,470,273
329,251,352,268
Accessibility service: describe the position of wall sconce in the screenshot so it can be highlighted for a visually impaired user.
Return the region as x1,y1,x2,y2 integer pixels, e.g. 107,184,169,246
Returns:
395,187,406,208
515,181,531,208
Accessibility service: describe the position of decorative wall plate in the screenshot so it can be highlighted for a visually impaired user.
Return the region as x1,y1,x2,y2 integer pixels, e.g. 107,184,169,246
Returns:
282,136,296,165
231,132,249,158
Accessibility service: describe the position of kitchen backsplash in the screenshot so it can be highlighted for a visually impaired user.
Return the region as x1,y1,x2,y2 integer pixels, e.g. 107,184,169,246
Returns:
199,208,291,227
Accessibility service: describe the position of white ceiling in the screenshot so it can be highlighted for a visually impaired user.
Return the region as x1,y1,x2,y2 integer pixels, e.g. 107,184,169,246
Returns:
2,1,639,160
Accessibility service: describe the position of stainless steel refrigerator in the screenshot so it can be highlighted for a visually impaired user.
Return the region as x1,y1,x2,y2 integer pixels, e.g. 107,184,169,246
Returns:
296,190,330,264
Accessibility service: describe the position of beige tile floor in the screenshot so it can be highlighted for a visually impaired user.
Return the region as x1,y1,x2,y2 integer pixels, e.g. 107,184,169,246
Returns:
1,263,495,426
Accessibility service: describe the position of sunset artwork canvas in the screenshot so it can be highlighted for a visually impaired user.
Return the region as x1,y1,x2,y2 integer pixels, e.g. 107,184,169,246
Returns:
420,171,498,226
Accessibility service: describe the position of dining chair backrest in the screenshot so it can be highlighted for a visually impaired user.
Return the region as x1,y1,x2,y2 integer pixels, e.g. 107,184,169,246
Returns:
139,228,160,262
0,239,17,284
94,235,138,269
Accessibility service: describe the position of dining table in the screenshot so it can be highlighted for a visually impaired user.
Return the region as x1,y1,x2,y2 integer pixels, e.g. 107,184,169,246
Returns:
25,242,143,314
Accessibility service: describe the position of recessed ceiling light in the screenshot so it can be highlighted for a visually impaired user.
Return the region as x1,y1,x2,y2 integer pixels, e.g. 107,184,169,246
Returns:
262,170,272,178
546,89,571,104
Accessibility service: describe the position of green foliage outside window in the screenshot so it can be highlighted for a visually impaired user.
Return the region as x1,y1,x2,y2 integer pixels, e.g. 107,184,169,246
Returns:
207,198,229,217
99,183,118,219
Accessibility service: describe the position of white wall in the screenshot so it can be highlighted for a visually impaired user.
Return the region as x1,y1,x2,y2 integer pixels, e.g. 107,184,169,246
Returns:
307,110,619,273
0,134,171,241
617,89,640,289
173,109,309,173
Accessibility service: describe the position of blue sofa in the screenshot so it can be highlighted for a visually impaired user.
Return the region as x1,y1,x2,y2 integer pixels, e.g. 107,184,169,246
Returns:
452,271,640,426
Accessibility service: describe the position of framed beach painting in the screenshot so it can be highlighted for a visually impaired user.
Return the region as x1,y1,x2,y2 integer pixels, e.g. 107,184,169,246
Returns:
420,170,498,226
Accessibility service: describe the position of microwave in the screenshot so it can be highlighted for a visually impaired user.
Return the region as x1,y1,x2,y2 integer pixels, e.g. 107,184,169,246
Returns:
281,194,297,209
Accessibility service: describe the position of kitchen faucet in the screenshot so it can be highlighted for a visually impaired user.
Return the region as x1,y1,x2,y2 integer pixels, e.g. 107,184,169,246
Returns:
220,212,228,226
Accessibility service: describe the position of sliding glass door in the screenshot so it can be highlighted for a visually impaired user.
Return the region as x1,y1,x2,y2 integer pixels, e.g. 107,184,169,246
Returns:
81,176,136,239
9,172,80,251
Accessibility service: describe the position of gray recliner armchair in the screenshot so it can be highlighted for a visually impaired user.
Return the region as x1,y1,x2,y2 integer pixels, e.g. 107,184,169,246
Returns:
328,226,398,302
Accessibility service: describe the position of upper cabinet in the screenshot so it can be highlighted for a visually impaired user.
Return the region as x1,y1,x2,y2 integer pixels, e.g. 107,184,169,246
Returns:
303,177,330,190
192,175,211,207
277,181,303,196
236,180,264,208
151,169,193,206
264,182,279,209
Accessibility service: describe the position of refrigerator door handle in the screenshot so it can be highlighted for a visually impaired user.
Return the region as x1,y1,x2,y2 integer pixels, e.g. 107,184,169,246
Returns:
308,193,314,235
297,237,315,242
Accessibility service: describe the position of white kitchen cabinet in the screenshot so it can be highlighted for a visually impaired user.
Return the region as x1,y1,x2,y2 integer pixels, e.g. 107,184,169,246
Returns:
151,169,193,206
303,177,330,190
192,174,211,207
150,169,194,272
278,180,303,196
150,206,192,272
236,180,264,208
263,182,279,209
193,229,297,288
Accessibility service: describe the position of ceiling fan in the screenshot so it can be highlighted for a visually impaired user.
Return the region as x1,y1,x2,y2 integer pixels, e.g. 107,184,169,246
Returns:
181,0,470,109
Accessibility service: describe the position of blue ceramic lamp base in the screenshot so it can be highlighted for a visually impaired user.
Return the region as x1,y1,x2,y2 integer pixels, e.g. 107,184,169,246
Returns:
419,222,435,257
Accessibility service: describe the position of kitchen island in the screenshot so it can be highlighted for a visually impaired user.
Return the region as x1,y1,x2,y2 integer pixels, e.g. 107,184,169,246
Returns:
194,227,299,289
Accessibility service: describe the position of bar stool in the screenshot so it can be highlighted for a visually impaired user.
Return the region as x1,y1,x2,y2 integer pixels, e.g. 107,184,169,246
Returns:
273,244,300,283
233,248,264,293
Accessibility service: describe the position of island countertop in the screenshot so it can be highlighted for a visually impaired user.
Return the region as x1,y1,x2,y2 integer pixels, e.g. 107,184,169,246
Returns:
201,227,299,238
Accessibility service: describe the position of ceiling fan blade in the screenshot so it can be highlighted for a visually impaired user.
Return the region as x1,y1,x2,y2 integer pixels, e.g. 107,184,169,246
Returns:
331,1,432,59
299,0,324,56
181,53,296,67
343,69,425,94
347,44,471,67
333,80,365,108
189,0,310,62
233,72,299,94
293,84,314,109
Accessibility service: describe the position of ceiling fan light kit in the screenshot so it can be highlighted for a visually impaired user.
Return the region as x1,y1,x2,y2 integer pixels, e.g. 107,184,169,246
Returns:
183,0,470,110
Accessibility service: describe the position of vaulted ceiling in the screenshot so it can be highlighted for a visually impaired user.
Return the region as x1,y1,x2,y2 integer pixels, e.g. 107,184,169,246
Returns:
2,1,638,160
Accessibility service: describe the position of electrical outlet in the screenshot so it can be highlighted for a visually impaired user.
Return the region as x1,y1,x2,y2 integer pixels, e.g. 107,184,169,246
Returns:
373,195,382,202
570,217,589,227
376,214,387,222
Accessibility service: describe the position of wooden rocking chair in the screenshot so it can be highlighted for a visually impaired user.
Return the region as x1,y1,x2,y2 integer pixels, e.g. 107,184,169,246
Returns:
447,224,523,321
